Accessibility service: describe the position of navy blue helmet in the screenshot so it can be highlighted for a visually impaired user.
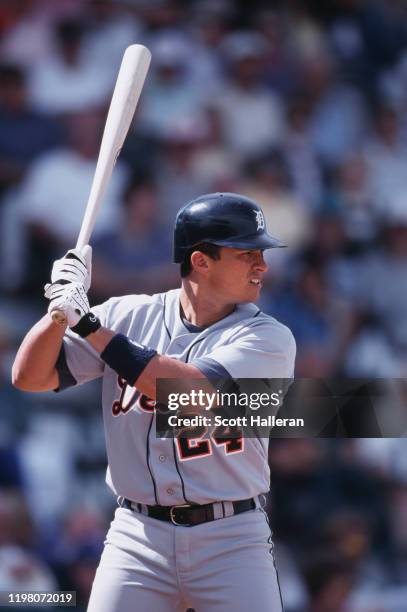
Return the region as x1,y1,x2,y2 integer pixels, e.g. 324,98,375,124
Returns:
173,192,285,263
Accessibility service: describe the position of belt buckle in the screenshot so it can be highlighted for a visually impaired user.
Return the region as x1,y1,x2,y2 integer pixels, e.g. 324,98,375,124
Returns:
170,504,191,526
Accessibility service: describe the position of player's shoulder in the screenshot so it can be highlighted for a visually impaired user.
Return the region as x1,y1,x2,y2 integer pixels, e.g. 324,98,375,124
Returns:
231,307,296,356
252,311,296,350
102,291,165,314
93,289,173,326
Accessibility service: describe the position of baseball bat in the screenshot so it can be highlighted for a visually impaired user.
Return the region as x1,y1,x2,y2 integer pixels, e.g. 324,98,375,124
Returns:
52,44,151,324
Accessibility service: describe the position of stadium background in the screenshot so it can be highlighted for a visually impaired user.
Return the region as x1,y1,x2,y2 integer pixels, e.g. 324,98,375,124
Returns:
1,0,407,610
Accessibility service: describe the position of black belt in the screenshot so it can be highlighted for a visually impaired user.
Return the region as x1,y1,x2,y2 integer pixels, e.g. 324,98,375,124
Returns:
121,497,256,527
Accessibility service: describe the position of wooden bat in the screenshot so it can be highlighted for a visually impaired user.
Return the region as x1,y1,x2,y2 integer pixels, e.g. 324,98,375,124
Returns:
52,44,151,324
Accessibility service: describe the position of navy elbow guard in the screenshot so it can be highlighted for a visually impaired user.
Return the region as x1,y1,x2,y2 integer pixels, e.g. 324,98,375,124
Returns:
100,333,157,386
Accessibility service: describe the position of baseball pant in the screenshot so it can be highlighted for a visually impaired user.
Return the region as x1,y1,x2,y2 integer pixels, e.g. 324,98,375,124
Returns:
86,505,284,612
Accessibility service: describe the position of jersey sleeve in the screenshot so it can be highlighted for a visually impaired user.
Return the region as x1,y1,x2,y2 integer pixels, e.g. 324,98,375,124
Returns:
55,293,163,391
55,300,111,390
192,322,296,381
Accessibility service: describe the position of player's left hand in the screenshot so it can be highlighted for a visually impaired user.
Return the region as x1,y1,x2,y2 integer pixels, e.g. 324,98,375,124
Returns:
48,245,92,291
45,281,90,327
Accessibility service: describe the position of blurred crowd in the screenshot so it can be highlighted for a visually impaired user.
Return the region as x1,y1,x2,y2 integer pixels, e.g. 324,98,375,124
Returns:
1,0,407,610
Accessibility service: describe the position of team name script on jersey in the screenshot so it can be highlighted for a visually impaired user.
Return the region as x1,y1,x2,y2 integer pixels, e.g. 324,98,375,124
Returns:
112,377,155,415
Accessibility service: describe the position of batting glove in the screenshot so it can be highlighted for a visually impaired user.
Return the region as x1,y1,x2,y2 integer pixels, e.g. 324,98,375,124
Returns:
45,281,90,328
47,245,92,292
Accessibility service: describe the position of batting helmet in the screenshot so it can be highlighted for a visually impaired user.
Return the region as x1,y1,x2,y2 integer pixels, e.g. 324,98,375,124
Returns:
173,192,285,263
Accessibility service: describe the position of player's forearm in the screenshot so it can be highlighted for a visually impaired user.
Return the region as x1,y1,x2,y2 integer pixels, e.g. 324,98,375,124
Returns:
85,326,116,353
135,353,205,400
86,327,205,400
12,314,64,391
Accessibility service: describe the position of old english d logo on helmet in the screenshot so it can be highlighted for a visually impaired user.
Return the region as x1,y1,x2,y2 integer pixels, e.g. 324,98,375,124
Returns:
173,192,285,263
254,210,265,231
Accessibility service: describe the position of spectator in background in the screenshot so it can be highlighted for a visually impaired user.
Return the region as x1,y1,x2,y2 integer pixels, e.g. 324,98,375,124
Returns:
320,504,406,611
0,491,57,592
0,491,34,550
318,509,385,582
300,52,368,169
0,62,63,293
14,109,128,295
363,103,407,215
0,318,31,490
185,3,228,94
140,0,185,33
269,260,353,376
0,544,56,592
0,62,63,195
186,108,239,192
81,0,143,74
212,31,284,159
27,17,115,115
138,33,207,139
354,437,407,483
302,553,354,612
346,194,407,376
268,439,392,594
282,1,327,70
328,0,407,95
327,153,377,248
253,8,298,94
387,481,407,576
0,0,59,69
48,508,106,609
18,411,83,529
283,94,323,209
0,441,22,492
381,42,407,115
91,175,177,301
154,115,215,221
298,210,361,304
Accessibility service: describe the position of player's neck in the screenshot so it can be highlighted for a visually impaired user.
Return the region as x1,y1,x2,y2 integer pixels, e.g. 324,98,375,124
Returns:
180,282,235,328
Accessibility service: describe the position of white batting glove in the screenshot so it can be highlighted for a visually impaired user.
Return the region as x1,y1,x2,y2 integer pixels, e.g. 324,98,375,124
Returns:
47,245,92,292
45,282,90,327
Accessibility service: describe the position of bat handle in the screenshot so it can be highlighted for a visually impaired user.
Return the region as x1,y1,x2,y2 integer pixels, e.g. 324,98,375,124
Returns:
51,310,67,325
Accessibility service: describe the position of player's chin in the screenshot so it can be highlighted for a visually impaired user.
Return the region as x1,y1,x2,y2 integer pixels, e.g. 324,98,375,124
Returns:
242,283,262,302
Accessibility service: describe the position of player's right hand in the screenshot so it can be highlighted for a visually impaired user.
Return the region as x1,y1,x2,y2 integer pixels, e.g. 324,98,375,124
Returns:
45,281,90,327
47,245,92,292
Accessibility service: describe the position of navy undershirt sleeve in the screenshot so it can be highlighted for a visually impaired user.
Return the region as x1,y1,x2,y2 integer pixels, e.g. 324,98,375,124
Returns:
192,357,232,385
192,357,245,418
54,345,77,392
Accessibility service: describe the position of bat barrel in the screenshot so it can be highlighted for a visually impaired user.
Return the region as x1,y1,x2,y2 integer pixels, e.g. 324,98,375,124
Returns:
76,44,151,249
51,44,151,324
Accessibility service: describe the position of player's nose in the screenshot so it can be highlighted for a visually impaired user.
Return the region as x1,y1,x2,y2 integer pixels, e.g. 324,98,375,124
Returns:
253,251,268,273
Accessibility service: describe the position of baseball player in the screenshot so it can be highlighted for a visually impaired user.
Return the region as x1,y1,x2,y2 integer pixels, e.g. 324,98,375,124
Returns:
13,193,296,612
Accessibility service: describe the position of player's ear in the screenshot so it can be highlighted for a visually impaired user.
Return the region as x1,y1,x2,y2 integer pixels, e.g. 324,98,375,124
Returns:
190,250,210,275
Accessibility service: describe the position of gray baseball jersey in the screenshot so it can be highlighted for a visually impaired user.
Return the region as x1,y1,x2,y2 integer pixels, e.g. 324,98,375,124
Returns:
57,288,296,506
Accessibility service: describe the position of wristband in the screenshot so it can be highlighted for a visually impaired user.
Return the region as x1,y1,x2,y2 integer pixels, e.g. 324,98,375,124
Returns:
71,312,101,338
100,333,157,385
